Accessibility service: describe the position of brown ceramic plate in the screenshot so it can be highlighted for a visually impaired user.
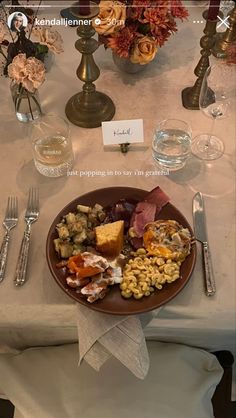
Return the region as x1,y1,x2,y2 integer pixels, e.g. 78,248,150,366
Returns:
46,187,196,315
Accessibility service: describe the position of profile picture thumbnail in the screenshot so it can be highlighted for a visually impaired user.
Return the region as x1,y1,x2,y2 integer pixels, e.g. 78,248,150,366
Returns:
8,12,28,33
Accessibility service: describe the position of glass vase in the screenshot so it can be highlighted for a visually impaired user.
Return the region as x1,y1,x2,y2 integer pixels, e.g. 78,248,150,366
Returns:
112,52,147,74
10,82,42,123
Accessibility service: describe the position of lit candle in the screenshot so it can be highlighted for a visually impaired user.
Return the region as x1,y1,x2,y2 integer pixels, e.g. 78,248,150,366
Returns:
207,0,221,21
79,0,91,16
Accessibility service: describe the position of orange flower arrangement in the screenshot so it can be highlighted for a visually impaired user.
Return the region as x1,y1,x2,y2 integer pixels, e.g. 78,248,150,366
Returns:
93,0,188,64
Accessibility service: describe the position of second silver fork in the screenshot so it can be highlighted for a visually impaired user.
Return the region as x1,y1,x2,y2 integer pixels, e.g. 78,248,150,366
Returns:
0,197,18,282
14,188,39,287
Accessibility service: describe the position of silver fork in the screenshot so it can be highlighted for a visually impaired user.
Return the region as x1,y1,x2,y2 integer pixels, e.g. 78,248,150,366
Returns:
0,197,18,282
14,188,39,287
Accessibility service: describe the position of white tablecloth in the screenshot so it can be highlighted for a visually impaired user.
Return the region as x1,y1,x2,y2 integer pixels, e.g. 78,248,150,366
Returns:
0,0,235,393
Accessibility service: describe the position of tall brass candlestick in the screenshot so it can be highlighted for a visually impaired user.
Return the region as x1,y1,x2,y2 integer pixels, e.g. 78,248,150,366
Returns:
212,5,236,58
181,18,218,110
65,2,115,128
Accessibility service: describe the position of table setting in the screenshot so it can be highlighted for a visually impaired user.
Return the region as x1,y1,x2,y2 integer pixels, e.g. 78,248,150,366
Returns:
0,0,235,413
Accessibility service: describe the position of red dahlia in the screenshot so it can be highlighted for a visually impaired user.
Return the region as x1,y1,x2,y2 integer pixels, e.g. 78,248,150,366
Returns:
107,26,137,58
170,0,189,20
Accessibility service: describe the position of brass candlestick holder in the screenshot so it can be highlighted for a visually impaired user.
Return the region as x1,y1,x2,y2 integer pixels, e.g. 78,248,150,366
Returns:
212,5,236,58
182,18,218,110
65,2,115,128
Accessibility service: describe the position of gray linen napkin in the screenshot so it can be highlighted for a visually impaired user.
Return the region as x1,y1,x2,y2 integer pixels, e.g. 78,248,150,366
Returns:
76,303,158,379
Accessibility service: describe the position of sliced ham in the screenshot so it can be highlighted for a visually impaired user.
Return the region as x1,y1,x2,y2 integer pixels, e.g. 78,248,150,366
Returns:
145,186,170,215
132,202,156,238
131,186,170,238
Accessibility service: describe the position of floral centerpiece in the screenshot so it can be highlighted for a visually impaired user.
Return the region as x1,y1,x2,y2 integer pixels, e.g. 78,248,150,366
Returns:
93,0,188,68
0,1,63,121
8,53,45,121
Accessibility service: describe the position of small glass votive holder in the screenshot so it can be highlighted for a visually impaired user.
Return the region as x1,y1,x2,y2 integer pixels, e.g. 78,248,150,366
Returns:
152,119,192,171
30,114,74,177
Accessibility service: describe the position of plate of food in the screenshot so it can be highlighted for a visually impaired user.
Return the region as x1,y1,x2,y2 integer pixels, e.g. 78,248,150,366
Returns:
46,186,196,315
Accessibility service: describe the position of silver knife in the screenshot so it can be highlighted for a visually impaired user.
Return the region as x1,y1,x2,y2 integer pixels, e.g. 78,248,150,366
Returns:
193,192,216,296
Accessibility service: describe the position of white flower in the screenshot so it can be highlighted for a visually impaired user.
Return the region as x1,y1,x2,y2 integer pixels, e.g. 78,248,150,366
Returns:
8,53,28,84
0,21,6,43
33,27,64,54
8,53,46,92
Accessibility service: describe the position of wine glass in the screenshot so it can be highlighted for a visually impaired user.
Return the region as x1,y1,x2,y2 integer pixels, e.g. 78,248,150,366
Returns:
191,63,235,160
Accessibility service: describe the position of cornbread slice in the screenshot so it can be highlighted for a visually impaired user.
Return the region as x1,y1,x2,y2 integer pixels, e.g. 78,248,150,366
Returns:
95,221,124,257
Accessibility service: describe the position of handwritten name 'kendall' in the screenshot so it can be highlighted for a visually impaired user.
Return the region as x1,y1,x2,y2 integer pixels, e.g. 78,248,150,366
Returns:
113,128,133,137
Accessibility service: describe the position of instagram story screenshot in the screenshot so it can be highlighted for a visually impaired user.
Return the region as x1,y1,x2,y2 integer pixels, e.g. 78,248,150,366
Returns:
0,1,235,418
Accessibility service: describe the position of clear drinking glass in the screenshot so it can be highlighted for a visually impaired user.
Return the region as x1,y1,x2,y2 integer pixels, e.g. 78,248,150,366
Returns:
152,119,192,171
30,115,74,177
191,63,235,160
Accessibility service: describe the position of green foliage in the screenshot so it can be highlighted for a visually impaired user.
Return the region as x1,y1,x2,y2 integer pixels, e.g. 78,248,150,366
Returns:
35,43,48,54
138,23,151,35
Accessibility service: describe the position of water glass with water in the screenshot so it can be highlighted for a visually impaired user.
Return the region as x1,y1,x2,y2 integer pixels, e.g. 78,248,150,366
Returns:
30,115,74,177
152,119,192,171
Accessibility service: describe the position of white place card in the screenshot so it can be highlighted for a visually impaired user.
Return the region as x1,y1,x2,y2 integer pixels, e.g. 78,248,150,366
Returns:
102,119,144,145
